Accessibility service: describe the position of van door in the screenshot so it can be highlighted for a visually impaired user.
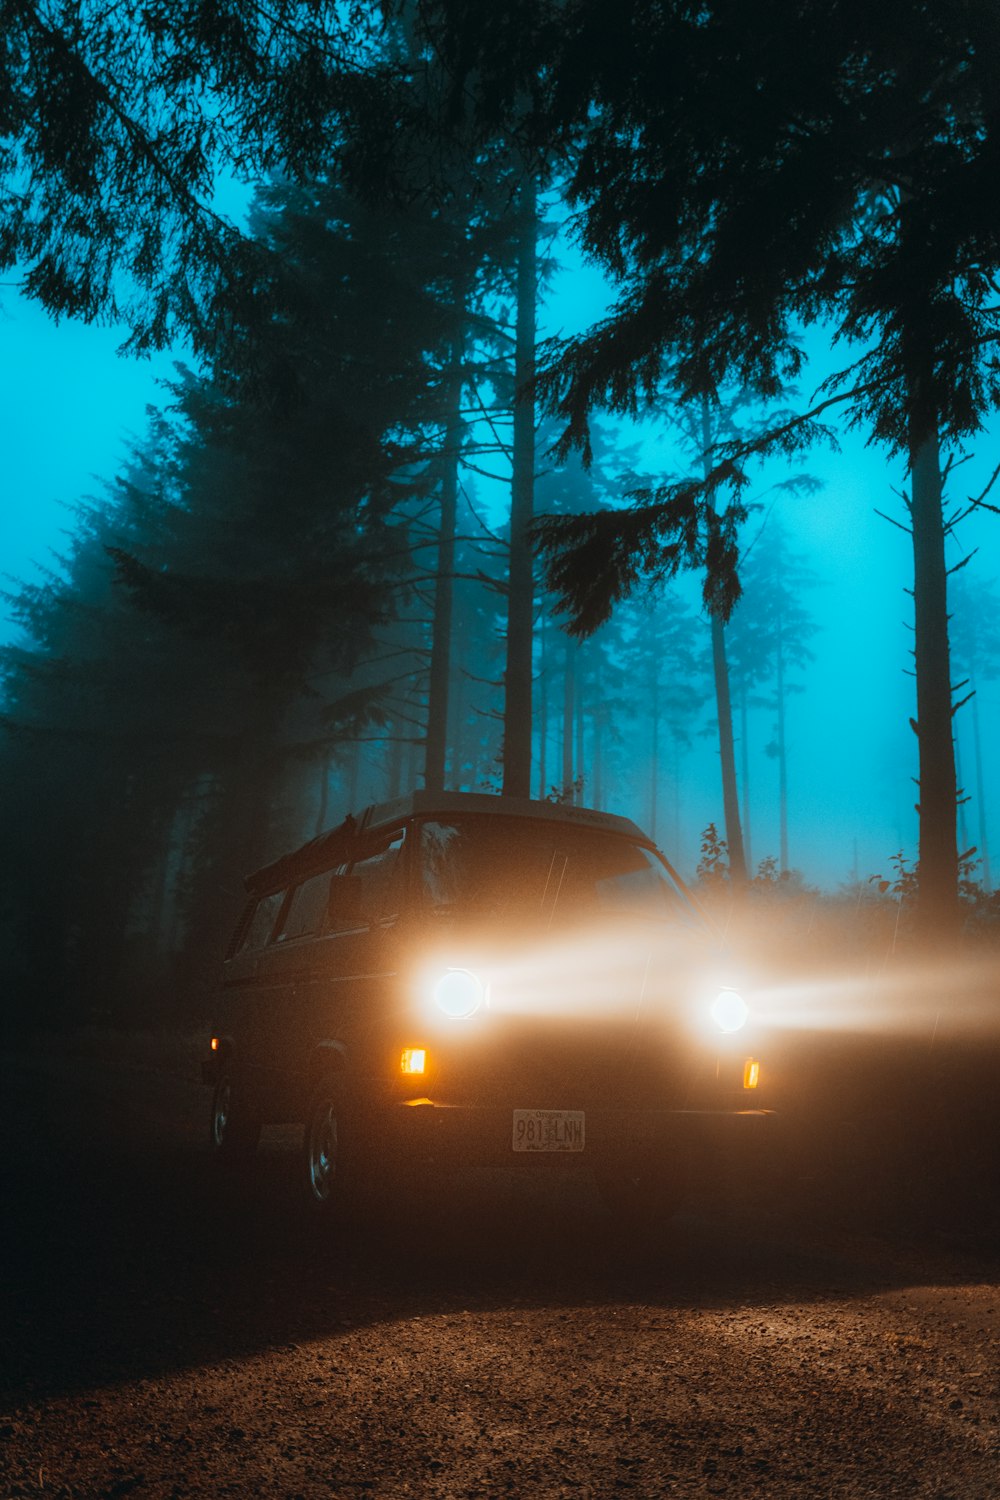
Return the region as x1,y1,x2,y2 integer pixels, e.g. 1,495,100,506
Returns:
219,887,288,1093
256,866,346,1112
294,827,409,1097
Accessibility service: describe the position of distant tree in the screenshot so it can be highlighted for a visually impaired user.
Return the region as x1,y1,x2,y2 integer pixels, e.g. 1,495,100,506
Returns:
618,591,705,847
322,14,554,801
0,429,196,1022
616,385,819,884
345,29,533,797
423,332,465,794
0,164,479,1025
534,417,639,805
447,507,508,791
696,394,746,883
727,517,820,873
502,173,540,797
949,571,1000,892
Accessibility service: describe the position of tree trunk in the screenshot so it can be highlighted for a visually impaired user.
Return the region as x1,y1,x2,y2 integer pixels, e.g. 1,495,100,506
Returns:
955,727,970,860
711,616,748,884
592,648,604,809
739,679,752,872
424,342,463,793
776,612,789,874
502,175,537,798
649,666,660,842
562,634,575,798
909,416,959,936
575,641,585,804
671,739,682,854
701,396,748,885
538,610,548,798
970,667,992,890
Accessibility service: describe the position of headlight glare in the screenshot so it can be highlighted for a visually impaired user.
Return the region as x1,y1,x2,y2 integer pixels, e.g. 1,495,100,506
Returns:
710,988,749,1033
432,967,485,1019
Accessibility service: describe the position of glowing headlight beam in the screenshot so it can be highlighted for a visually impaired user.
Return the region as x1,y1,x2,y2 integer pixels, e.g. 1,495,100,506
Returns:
710,988,749,1033
432,967,485,1020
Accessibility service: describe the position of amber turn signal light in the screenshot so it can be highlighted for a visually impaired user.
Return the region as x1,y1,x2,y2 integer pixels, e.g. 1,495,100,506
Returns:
210,1036,219,1052
401,1048,427,1075
743,1058,760,1090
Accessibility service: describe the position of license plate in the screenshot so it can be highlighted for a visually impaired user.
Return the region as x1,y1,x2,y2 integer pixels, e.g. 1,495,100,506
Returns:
512,1108,585,1152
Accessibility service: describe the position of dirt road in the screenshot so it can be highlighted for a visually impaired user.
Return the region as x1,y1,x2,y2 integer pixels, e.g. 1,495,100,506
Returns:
2,1037,999,1498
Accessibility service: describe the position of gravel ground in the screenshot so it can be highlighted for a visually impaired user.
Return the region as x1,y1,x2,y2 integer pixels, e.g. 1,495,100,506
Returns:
2,1036,999,1499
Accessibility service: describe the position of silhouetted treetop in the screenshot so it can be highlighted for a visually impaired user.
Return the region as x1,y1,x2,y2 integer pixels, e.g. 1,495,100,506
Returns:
11,0,1000,411
1,1,386,354
399,1,1000,451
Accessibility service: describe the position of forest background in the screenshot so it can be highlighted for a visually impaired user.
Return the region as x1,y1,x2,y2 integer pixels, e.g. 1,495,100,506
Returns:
2,1,999,1030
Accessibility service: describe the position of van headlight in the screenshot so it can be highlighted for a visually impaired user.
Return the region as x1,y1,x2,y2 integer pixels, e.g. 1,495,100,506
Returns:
432,967,486,1019
710,988,749,1033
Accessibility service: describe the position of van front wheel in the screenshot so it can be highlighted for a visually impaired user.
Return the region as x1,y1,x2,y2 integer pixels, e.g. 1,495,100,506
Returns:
303,1078,354,1221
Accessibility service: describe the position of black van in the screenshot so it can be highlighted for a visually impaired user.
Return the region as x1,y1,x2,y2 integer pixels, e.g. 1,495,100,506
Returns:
203,791,771,1220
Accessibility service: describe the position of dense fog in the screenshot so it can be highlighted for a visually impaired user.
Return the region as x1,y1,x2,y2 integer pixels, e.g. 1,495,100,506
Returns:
2,3,998,1030
3,246,996,894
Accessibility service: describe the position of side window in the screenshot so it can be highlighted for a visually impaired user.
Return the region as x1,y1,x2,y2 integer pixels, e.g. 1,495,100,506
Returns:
275,870,336,943
348,830,406,925
235,890,286,954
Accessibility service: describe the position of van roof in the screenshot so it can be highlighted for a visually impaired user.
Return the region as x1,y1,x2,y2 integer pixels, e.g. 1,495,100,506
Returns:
245,791,652,895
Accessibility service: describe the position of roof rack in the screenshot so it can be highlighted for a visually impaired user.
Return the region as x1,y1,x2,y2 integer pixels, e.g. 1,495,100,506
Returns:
245,791,650,894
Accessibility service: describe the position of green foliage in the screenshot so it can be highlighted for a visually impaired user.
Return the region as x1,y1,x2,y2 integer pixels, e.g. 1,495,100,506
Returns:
695,822,728,890
546,775,584,805
884,850,919,905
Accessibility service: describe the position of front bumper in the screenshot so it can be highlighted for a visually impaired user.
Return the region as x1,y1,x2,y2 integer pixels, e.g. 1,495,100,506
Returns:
371,1097,774,1169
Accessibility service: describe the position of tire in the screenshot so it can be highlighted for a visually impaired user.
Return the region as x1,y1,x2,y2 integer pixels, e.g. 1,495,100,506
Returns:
302,1075,356,1223
209,1070,262,1160
595,1152,686,1227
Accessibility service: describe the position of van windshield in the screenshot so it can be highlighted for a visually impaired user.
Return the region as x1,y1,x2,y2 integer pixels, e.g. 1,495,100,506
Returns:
417,816,697,928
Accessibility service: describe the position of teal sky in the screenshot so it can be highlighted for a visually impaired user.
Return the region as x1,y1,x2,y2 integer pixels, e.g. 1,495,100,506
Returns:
0,291,175,598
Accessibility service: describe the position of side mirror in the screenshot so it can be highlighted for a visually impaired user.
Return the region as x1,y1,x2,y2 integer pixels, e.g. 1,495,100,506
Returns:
326,873,364,928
